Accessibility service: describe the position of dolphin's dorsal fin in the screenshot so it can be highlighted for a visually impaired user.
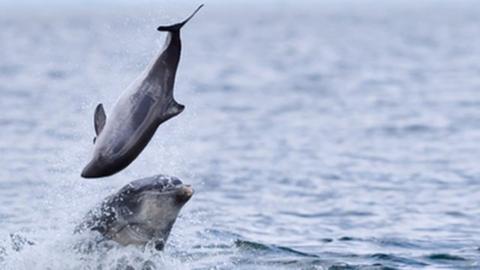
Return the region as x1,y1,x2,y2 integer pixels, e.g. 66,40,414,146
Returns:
165,102,185,119
94,103,107,136
158,102,185,123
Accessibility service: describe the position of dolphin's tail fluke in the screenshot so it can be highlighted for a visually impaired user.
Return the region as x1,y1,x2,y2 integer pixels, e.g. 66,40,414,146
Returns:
157,4,204,32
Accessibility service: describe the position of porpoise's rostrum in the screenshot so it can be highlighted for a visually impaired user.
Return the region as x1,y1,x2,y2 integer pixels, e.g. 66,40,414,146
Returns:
75,175,193,250
81,5,204,178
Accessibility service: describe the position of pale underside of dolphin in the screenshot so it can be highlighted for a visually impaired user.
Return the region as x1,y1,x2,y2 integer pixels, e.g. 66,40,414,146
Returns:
81,5,204,178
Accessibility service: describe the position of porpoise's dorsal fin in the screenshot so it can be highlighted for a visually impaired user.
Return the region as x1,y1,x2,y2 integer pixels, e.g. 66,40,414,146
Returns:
156,4,204,32
94,103,107,136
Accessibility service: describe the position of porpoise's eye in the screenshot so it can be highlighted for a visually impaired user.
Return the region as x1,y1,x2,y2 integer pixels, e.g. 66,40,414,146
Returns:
172,179,182,186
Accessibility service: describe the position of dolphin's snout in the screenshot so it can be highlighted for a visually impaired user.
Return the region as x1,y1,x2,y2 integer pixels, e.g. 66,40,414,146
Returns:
81,163,97,178
81,159,107,178
176,185,194,204
182,185,194,197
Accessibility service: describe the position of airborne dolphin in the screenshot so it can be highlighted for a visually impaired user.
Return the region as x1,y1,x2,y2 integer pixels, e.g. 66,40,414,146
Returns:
81,5,203,178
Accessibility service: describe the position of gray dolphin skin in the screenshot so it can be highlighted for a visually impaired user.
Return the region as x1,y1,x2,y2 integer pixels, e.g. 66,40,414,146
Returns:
76,175,193,250
81,5,204,178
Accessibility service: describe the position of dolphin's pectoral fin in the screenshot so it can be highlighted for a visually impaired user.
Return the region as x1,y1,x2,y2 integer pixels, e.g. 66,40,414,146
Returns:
94,103,107,136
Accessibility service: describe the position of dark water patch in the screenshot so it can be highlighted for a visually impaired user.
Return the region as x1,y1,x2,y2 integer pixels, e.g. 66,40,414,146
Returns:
426,253,466,261
220,83,236,92
328,263,398,270
452,170,480,185
321,238,334,243
366,124,445,137
368,253,427,267
444,211,469,218
280,210,374,219
338,236,360,242
373,237,423,249
46,69,68,80
235,239,319,258
319,173,342,181
304,72,323,83
456,100,480,108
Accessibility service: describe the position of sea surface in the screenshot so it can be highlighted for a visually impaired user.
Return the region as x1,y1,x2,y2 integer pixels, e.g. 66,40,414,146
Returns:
1,1,480,269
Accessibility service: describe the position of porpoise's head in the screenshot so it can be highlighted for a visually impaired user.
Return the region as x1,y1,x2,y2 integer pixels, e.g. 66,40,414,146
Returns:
107,175,194,249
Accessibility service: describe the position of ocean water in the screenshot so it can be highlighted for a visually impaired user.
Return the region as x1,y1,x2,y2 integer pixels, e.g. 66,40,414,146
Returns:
1,1,480,269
